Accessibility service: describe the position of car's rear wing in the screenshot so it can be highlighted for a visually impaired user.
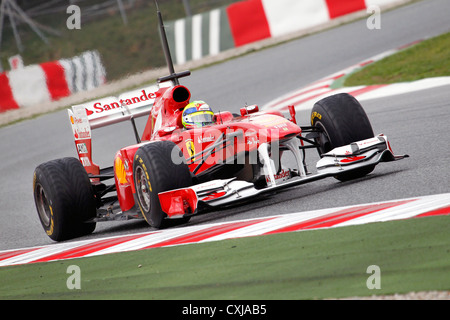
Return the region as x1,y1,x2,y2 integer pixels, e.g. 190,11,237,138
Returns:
68,84,159,129
67,84,161,177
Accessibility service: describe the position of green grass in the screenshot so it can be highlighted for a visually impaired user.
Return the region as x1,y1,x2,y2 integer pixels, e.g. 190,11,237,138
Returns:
1,215,448,300
344,32,450,86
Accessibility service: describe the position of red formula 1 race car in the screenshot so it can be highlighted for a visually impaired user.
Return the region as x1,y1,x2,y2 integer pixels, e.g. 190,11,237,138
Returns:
33,6,408,241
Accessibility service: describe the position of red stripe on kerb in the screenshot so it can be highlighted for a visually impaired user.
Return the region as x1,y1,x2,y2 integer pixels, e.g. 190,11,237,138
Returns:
33,234,148,263
313,73,346,85
280,89,335,111
0,248,40,262
325,0,367,19
146,218,273,249
40,61,70,100
415,205,450,218
265,200,415,234
0,73,20,112
275,84,330,108
359,60,374,67
397,40,422,50
347,84,388,97
227,0,271,47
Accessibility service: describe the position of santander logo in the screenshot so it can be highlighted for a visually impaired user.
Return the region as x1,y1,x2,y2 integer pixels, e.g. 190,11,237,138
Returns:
266,169,290,183
84,88,159,116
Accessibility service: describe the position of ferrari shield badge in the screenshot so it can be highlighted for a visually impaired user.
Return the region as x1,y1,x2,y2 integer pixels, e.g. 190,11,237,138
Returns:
186,139,195,160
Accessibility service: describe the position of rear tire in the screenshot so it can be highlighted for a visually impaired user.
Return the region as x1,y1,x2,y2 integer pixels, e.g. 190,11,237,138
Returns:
133,141,192,228
311,93,375,181
33,157,97,241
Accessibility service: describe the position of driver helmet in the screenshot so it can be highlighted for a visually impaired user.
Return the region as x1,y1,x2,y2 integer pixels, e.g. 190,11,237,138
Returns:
182,101,214,129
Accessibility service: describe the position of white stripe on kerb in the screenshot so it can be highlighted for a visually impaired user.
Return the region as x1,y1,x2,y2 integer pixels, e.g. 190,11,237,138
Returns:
192,14,203,60
175,19,186,64
58,59,75,93
8,65,51,108
364,0,396,7
82,51,95,91
87,225,215,257
209,9,220,56
261,0,330,37
0,240,92,267
72,57,84,93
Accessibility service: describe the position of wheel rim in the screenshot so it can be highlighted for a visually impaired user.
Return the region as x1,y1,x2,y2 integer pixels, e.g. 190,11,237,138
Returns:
135,166,151,212
35,184,51,227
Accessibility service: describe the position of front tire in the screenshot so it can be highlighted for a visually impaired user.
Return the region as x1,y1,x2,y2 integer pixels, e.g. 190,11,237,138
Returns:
133,141,192,228
33,157,97,241
311,93,375,181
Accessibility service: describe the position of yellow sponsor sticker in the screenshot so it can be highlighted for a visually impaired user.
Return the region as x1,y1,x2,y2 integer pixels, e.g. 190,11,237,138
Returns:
311,111,322,125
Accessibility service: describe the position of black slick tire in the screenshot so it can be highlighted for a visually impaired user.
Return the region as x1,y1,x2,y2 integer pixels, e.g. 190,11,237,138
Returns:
33,157,97,241
311,93,375,181
133,141,192,228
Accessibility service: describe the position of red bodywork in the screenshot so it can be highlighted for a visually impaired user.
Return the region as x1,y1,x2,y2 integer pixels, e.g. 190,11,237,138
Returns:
112,84,301,215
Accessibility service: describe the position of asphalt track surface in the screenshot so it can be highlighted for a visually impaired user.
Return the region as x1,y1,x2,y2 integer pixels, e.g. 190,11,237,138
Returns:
0,0,449,250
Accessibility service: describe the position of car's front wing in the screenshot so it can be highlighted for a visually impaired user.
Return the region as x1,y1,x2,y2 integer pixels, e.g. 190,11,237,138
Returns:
158,134,408,218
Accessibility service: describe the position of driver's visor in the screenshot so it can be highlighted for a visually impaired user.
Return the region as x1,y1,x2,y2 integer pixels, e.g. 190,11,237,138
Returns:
187,111,214,124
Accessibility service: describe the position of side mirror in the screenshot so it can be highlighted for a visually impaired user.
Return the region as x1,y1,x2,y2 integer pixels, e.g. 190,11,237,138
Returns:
240,105,259,116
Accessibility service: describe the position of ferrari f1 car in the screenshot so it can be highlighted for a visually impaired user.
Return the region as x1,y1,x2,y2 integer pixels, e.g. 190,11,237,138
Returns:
33,6,408,241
